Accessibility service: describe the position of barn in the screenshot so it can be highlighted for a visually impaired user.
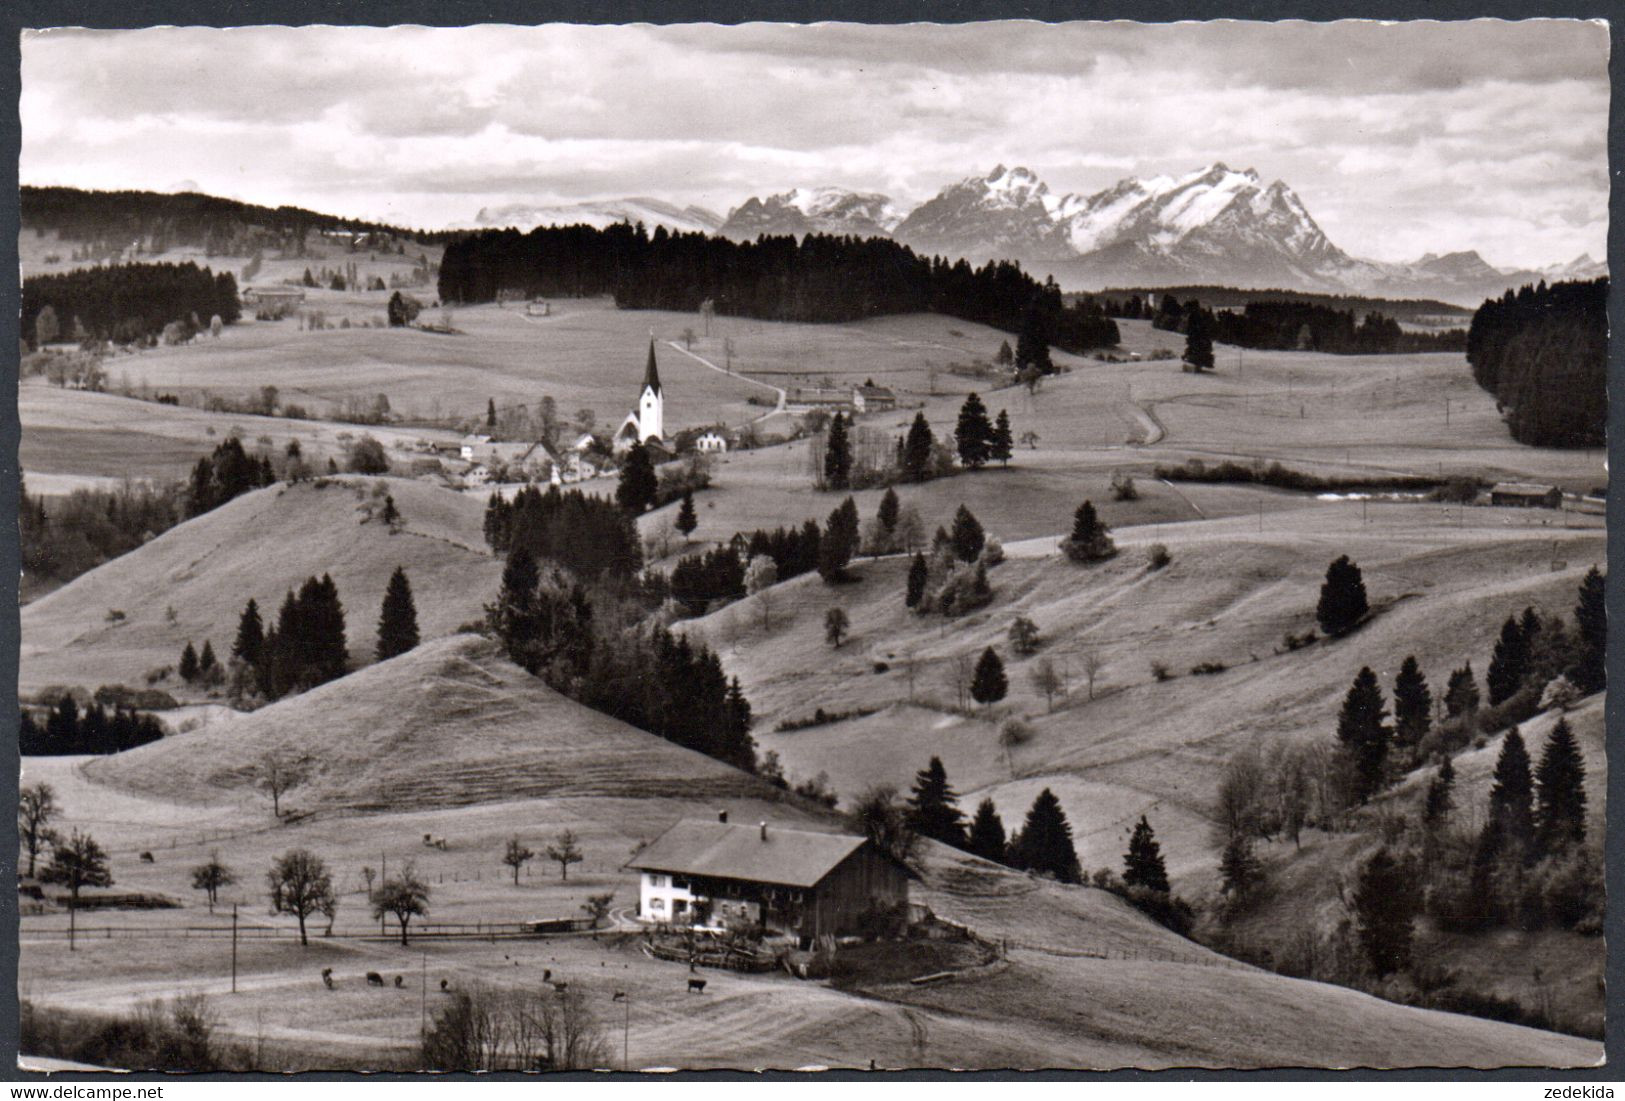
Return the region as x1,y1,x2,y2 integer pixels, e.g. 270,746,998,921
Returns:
627,816,908,942
1490,482,1562,509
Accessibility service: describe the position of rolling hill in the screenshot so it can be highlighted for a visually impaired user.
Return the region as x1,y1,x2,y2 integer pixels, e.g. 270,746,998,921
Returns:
19,476,501,695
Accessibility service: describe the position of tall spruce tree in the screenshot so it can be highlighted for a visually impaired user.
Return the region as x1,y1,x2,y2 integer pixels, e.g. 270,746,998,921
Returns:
1570,566,1605,694
967,798,1007,864
1014,305,1054,375
905,552,929,609
1423,754,1456,825
1534,717,1587,853
1483,726,1535,858
990,409,1014,466
1337,666,1391,802
902,413,935,482
1315,555,1369,636
675,490,698,540
1444,662,1480,718
818,497,860,582
823,412,853,490
950,504,985,563
487,547,540,666
1183,305,1215,372
1009,788,1079,882
376,565,420,661
906,757,967,848
199,640,217,675
970,646,1008,711
1122,815,1170,893
1219,832,1263,897
486,398,496,428
1350,847,1416,977
179,641,199,682
955,392,994,469
615,442,658,514
1486,614,1529,705
1391,656,1432,755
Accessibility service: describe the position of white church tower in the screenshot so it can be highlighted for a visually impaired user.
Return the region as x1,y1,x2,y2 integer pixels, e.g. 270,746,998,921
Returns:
616,339,664,451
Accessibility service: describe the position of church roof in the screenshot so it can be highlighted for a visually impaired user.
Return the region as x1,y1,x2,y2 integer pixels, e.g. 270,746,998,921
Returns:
642,340,662,395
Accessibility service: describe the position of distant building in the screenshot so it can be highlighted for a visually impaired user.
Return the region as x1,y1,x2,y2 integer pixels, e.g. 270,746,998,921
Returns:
242,286,306,307
615,341,665,453
1490,482,1561,509
852,383,897,413
627,815,908,942
788,386,854,413
695,430,728,454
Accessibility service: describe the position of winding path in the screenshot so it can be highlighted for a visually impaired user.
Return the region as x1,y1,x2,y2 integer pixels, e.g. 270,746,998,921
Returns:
663,341,787,424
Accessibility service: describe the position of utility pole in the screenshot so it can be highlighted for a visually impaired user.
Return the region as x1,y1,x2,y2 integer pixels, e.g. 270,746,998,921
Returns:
231,904,239,993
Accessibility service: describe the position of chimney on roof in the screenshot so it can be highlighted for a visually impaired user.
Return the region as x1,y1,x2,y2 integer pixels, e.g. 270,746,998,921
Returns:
718,810,728,824
759,821,768,842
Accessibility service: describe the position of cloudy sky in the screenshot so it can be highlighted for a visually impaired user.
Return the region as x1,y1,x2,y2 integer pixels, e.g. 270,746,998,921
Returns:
20,20,1609,268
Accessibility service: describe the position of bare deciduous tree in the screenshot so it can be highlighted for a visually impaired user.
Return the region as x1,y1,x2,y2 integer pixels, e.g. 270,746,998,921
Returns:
1080,649,1103,701
371,863,430,945
19,782,58,878
190,851,236,913
545,830,583,881
1029,658,1064,713
257,751,309,818
266,848,334,946
502,837,535,885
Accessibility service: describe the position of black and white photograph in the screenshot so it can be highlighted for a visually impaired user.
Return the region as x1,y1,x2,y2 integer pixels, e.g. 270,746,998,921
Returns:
10,16,1612,1074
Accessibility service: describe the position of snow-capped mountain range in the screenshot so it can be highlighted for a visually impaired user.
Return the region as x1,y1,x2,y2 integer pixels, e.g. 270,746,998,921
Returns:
470,165,1602,306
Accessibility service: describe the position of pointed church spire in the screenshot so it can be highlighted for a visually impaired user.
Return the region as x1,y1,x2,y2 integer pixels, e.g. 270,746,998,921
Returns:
643,339,662,396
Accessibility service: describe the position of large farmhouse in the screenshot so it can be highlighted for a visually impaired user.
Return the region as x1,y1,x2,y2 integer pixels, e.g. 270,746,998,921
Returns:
627,816,908,942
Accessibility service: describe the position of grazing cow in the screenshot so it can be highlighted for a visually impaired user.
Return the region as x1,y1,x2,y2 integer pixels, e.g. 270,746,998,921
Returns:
394,975,405,988
551,982,569,994
366,972,384,987
321,968,335,990
440,979,449,992
687,979,707,994
139,852,154,863
543,969,551,982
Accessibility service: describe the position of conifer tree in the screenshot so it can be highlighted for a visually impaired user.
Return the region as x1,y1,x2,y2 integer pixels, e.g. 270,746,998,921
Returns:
1483,726,1535,857
970,646,1008,711
1350,847,1416,976
1423,755,1455,825
1534,717,1587,853
615,442,658,514
487,547,540,666
902,413,935,482
967,798,1007,864
1008,788,1079,882
1391,655,1432,755
377,565,420,661
1315,555,1369,636
675,490,698,540
486,398,496,428
1064,500,1116,563
823,412,853,490
818,497,860,582
1570,566,1606,694
955,392,994,469
877,487,900,536
1219,832,1262,897
179,641,199,682
1444,662,1480,718
906,756,967,848
950,504,985,563
1122,815,1170,893
1014,305,1053,375
905,552,929,609
1183,305,1215,372
199,639,217,675
994,339,1014,367
1336,666,1390,802
1486,614,1529,705
991,409,1014,466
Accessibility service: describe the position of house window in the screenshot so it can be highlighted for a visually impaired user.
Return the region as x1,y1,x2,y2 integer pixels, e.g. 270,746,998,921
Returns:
649,898,665,912
648,874,666,888
673,899,688,914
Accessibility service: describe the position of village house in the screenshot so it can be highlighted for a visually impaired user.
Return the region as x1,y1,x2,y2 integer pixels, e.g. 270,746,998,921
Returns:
1490,481,1562,509
694,430,728,454
241,286,307,308
788,386,855,413
852,382,897,413
627,814,909,944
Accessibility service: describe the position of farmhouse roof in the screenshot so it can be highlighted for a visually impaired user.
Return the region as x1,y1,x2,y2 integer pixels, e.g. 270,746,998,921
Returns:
1491,482,1558,496
855,384,895,399
643,340,662,395
626,820,867,888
